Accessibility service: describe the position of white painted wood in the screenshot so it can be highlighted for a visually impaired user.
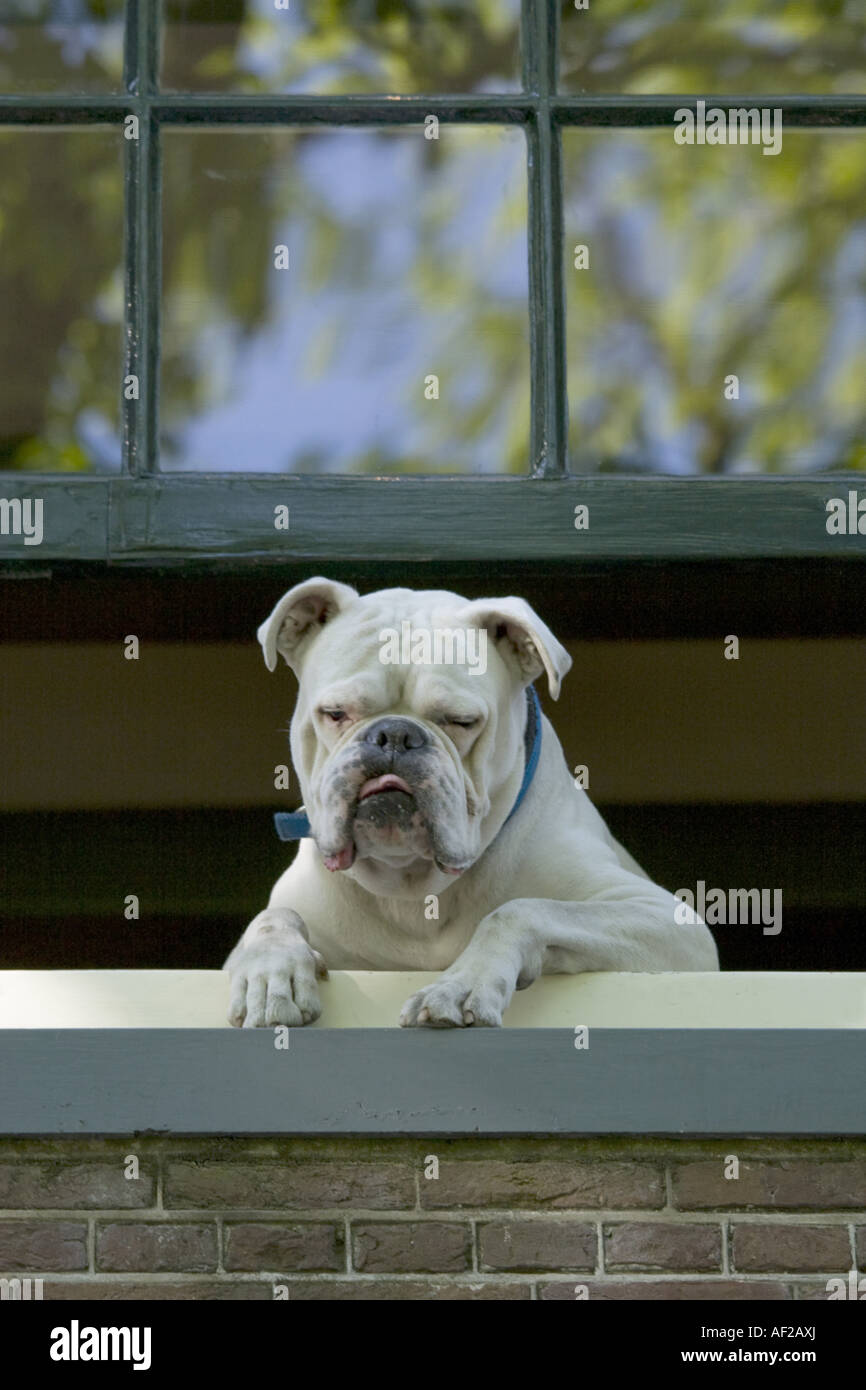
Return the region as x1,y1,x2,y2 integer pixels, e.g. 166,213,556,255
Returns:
0,970,863,1028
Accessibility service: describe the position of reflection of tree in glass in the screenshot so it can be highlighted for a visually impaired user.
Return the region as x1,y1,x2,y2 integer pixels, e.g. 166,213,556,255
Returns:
162,0,521,95
565,133,866,474
0,0,124,93
0,131,124,471
559,0,866,95
160,127,530,474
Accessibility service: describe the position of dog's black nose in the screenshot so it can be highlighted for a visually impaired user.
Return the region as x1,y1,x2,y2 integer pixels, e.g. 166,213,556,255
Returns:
363,718,430,753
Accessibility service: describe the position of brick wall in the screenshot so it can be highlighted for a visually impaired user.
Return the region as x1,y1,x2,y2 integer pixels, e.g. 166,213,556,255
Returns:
0,1137,864,1301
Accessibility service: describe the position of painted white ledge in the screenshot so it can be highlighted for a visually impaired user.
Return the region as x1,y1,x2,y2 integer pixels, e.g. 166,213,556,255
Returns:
0,970,863,1029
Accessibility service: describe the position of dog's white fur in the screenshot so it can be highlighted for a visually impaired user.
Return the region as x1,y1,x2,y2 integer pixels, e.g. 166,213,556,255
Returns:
226,579,718,1028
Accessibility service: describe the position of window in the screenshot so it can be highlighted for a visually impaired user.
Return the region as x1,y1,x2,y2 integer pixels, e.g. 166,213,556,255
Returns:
0,0,863,537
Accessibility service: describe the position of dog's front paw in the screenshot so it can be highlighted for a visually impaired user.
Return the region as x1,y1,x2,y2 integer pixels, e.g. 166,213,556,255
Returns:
228,942,324,1028
399,971,509,1029
227,913,327,1028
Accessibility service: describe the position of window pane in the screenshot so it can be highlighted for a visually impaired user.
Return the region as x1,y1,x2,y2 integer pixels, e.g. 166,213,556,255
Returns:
160,126,529,474
563,129,866,474
560,0,866,96
0,129,124,472
0,0,124,94
161,0,521,94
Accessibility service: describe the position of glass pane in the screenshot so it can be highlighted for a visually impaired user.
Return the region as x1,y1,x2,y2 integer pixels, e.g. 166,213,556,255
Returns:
560,0,866,96
0,0,124,94
563,129,866,474
0,129,124,472
161,0,521,94
161,126,529,474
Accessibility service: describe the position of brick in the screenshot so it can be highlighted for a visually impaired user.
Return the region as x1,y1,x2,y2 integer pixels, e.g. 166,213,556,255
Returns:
479,1221,596,1272
604,1223,721,1272
96,1223,218,1273
731,1224,851,1273
225,1223,343,1273
352,1223,470,1274
284,1280,531,1300
856,1225,865,1268
0,1221,86,1271
420,1161,662,1211
672,1160,866,1211
540,1280,791,1301
44,1280,272,1301
164,1161,414,1211
0,1161,155,1210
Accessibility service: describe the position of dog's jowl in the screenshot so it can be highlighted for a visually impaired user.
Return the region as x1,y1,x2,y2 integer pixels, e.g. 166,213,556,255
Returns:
225,578,718,1028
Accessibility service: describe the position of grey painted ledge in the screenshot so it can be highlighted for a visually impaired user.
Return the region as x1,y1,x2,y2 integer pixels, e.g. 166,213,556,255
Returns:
0,1030,863,1136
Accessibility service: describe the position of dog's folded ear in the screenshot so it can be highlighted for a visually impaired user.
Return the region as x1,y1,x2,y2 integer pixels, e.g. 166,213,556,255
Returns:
453,596,572,700
257,577,359,674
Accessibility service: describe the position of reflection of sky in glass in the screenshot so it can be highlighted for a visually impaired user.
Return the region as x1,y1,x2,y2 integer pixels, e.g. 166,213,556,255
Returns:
161,128,529,474
162,0,522,94
564,131,866,475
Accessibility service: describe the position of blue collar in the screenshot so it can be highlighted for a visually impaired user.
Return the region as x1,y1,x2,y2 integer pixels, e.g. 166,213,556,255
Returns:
504,682,542,824
275,685,543,844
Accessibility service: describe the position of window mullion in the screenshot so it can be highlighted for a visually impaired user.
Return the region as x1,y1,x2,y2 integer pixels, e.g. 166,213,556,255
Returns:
525,0,566,477
123,0,160,478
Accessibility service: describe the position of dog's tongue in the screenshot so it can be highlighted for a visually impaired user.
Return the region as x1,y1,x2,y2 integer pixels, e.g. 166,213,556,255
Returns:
437,863,464,876
323,845,355,872
358,774,412,801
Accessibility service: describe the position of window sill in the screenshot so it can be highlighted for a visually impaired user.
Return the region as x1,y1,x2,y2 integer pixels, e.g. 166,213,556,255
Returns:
0,971,863,1137
0,969,863,1030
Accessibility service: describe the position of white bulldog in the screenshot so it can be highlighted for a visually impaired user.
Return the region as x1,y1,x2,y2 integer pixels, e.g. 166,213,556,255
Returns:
226,578,718,1028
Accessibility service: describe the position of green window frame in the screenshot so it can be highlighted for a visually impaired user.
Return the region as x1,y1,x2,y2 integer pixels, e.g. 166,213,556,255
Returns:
0,0,865,565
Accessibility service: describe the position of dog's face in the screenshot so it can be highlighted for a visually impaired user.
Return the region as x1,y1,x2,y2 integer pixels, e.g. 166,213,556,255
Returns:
258,579,571,898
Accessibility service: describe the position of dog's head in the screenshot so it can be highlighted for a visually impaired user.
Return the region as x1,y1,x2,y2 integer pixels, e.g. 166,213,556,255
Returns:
258,578,571,898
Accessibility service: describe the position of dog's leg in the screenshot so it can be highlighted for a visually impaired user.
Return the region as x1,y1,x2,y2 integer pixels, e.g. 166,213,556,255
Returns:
399,887,718,1028
225,907,328,1028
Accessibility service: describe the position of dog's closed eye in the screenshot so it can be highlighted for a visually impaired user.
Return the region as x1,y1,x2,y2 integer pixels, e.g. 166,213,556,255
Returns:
320,708,348,725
